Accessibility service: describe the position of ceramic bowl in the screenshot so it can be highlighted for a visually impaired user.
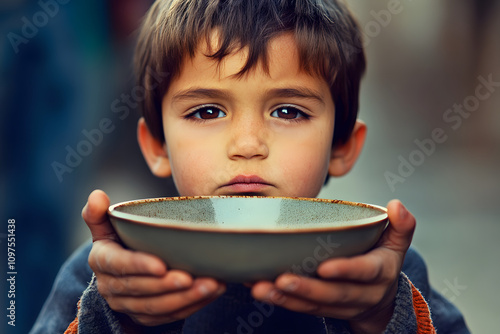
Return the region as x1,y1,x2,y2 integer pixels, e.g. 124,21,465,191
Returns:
108,196,388,282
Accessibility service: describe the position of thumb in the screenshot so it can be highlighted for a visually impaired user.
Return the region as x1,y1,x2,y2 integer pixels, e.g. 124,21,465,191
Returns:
82,189,118,242
378,199,416,256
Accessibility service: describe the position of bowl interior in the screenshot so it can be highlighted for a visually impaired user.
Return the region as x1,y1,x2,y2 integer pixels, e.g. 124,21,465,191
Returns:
109,196,387,232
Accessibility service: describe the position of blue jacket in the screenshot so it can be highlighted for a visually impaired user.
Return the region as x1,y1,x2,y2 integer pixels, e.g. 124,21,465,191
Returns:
30,242,469,333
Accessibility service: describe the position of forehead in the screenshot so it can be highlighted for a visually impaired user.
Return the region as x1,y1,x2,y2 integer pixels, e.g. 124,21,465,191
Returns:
164,32,332,103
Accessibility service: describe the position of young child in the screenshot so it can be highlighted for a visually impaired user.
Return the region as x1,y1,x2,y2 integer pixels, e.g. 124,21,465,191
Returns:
31,0,469,333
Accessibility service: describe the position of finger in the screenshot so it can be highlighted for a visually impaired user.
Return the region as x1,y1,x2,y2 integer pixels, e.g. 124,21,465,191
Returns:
138,284,226,325
316,200,413,282
98,269,193,297
252,276,368,318
128,289,225,326
251,280,281,303
317,250,392,282
82,189,117,242
379,200,416,254
108,278,225,317
274,274,380,306
90,239,167,276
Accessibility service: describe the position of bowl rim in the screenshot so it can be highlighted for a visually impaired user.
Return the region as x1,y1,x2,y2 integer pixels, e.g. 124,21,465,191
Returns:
108,196,388,234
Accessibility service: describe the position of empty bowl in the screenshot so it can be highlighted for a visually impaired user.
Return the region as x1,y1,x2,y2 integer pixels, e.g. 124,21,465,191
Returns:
108,196,388,282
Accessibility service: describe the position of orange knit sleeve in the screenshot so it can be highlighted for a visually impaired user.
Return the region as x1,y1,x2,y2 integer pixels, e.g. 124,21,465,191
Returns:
64,317,79,334
411,282,436,334
64,300,80,334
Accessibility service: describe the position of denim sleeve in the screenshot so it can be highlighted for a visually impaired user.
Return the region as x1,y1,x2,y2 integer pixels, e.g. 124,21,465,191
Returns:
30,242,94,334
402,247,470,334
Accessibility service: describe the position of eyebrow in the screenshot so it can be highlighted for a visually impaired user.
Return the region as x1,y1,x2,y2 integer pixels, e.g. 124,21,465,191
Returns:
171,87,325,105
264,88,325,106
172,88,232,103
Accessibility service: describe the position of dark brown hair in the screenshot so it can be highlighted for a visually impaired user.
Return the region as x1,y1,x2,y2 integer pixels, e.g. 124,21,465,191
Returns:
135,0,366,147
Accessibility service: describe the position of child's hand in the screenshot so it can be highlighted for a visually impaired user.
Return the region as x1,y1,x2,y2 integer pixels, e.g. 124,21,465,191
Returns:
251,200,415,334
82,190,226,327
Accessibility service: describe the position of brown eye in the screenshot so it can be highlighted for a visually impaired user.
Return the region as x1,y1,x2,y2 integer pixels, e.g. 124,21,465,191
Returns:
271,107,306,120
191,107,226,119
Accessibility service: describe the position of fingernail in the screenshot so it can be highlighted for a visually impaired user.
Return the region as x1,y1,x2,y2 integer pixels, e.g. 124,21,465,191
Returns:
198,284,210,296
173,279,183,289
282,277,299,292
198,281,216,296
173,277,190,289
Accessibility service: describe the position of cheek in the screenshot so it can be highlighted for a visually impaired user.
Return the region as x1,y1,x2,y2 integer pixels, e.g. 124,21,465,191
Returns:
167,135,224,196
276,139,331,197
167,141,209,195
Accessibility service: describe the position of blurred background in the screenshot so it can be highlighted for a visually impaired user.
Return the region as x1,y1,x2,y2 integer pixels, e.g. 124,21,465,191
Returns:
1,0,498,333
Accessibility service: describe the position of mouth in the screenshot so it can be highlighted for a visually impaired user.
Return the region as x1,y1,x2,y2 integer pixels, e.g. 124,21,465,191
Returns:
219,175,273,195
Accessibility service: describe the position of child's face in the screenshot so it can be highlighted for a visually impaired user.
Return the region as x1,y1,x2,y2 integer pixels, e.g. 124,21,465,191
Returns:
142,34,359,198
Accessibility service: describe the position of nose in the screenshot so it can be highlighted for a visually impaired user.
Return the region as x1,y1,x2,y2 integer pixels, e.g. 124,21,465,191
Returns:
227,115,269,160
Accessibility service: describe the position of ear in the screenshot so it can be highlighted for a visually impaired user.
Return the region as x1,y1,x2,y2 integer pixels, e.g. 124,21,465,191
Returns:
328,120,367,177
137,117,172,178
